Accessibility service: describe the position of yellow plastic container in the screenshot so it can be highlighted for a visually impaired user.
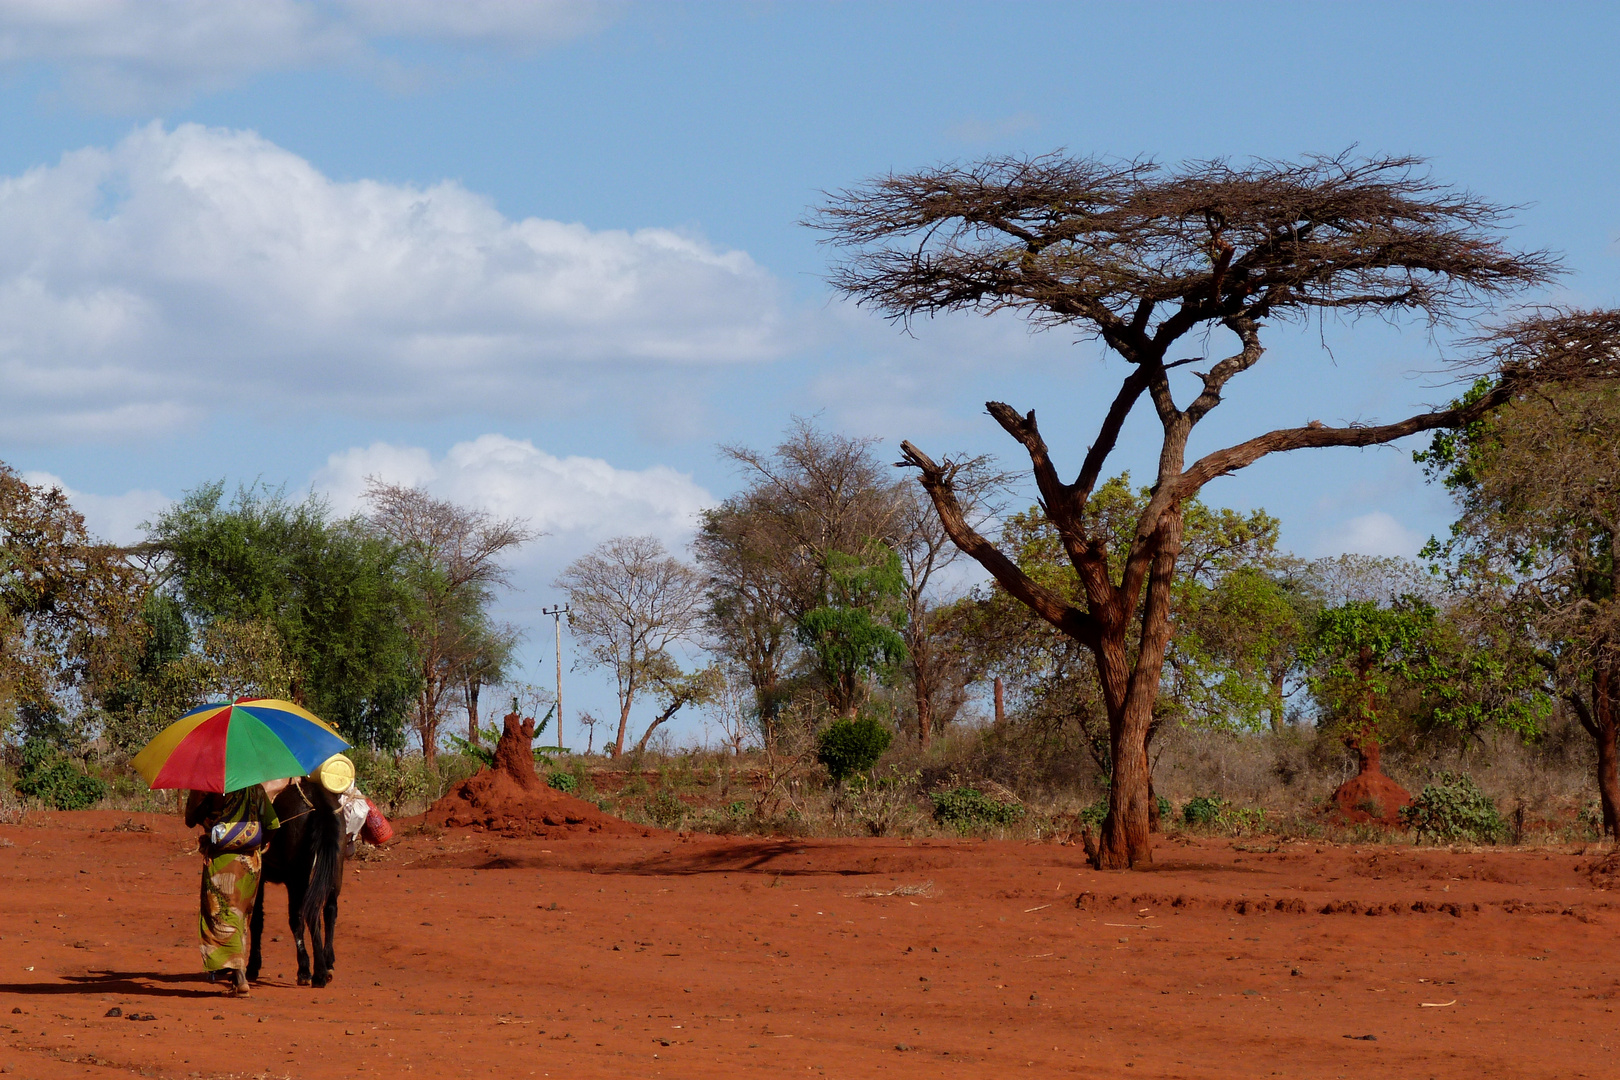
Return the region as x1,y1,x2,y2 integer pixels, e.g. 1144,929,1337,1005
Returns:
318,753,355,794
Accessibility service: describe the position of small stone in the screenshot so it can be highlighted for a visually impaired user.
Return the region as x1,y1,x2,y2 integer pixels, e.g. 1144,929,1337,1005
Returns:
10,1008,20,1015
212,1014,225,1021
895,1043,910,1051
104,1008,121,1018
1291,968,1302,976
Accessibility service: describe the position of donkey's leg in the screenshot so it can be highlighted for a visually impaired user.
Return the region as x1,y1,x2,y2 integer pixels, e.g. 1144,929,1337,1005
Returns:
246,886,265,982
322,889,339,973
309,896,328,989
287,878,312,986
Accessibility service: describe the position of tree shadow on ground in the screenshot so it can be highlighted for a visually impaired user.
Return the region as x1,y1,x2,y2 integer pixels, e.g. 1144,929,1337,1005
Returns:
480,840,881,877
0,970,217,998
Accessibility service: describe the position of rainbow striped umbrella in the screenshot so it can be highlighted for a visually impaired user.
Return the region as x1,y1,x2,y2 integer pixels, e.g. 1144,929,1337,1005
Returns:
131,698,350,793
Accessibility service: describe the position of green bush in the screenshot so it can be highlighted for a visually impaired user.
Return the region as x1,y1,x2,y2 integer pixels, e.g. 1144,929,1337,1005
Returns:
1181,795,1267,834
646,789,687,829
816,716,893,783
1078,794,1170,827
15,740,107,811
1183,795,1225,827
1401,772,1507,844
353,749,442,815
930,787,1024,831
546,770,578,794
725,800,750,819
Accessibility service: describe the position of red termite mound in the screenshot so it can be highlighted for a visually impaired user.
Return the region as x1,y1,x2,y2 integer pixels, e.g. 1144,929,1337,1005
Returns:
425,712,656,838
1326,739,1413,826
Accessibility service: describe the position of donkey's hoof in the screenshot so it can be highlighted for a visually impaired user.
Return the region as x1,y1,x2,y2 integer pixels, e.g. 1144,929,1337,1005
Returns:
297,974,311,986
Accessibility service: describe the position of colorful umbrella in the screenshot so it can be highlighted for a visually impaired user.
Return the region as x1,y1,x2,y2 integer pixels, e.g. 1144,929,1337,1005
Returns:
132,698,351,793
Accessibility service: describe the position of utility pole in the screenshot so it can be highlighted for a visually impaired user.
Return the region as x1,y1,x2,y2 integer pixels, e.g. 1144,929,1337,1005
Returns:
541,604,569,750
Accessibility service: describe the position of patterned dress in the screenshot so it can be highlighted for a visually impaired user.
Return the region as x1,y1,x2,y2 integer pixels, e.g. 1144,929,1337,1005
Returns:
187,787,280,976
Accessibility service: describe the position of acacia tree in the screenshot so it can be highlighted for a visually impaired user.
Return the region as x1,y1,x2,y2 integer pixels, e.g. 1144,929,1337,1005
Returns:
697,421,908,733
894,461,1005,748
811,153,1612,868
1,464,145,747
364,481,534,761
556,536,706,758
1420,351,1620,834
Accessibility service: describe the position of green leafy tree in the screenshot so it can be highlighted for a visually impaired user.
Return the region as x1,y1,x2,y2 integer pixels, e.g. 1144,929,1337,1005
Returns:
1303,598,1444,778
815,715,893,783
146,481,421,750
795,543,907,718
1419,336,1620,834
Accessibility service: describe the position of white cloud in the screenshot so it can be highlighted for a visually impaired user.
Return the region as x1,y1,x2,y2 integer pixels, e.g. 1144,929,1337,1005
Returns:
20,469,170,544
313,433,715,638
0,0,618,107
0,123,784,443
313,433,714,561
1319,510,1424,559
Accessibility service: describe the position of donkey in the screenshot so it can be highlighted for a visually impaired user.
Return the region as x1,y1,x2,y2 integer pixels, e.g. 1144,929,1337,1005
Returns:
247,779,344,987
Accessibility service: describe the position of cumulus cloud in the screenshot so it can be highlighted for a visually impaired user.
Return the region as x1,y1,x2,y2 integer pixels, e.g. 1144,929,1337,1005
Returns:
0,123,784,443
1320,510,1424,559
20,469,170,544
0,0,618,107
313,433,714,561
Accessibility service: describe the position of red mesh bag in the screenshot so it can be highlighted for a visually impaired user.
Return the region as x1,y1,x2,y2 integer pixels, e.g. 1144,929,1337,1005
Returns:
360,798,394,844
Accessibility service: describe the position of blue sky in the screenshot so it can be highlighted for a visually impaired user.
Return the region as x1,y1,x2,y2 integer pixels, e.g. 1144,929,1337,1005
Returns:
2,1,1616,747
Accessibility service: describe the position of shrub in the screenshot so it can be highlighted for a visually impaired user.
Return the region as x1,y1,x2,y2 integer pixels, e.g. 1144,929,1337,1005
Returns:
1183,795,1225,827
816,716,893,783
354,750,442,815
15,740,107,811
1078,797,1108,826
1181,795,1267,834
546,770,578,794
646,788,687,829
845,768,921,837
1077,794,1170,827
930,787,1024,831
1401,772,1507,844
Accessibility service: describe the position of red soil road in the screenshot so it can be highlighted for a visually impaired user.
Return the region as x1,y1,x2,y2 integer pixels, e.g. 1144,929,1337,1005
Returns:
2,811,1617,1079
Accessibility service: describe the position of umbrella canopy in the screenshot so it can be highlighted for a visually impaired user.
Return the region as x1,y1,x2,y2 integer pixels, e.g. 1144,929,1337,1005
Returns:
132,698,351,793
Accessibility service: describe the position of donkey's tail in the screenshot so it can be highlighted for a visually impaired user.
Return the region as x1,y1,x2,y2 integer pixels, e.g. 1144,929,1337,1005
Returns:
301,788,342,929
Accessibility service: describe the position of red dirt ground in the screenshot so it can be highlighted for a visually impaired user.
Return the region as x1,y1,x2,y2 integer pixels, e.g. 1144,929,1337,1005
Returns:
3,810,1618,1079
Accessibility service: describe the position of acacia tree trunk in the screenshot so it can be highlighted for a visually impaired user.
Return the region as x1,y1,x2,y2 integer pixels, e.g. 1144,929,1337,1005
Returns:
1094,512,1182,870
1592,664,1620,840
466,679,481,746
612,697,632,758
417,676,445,765
913,652,935,750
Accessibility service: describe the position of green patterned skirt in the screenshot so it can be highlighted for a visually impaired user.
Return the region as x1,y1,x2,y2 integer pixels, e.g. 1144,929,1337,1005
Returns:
199,850,263,973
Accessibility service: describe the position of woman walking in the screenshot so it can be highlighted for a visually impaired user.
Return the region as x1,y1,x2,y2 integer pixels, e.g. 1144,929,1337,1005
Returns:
185,784,280,995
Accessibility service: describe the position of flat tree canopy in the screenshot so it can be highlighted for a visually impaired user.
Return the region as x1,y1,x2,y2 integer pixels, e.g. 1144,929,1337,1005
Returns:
812,151,1620,868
